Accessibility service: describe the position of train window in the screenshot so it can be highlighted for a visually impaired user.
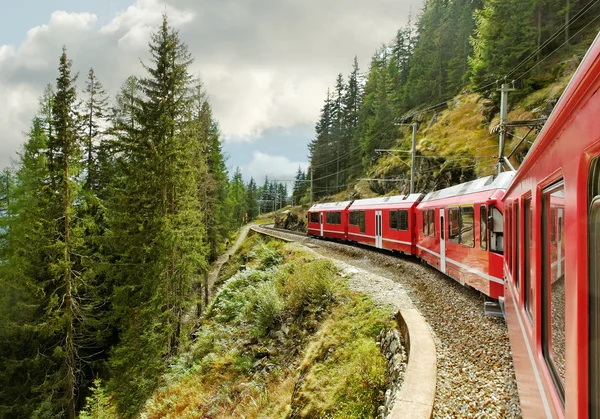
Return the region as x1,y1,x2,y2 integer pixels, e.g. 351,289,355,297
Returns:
514,202,520,290
349,211,365,233
541,181,565,406
390,210,398,230
448,207,460,243
326,211,341,225
489,205,504,255
480,205,488,250
460,206,475,247
524,197,533,321
389,210,408,231
589,157,600,418
428,209,435,237
399,210,408,231
310,212,319,223
423,211,428,235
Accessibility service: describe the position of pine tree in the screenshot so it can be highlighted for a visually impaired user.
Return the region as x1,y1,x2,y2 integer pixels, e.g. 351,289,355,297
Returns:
0,47,89,418
82,68,109,190
107,14,206,416
229,167,246,227
245,177,259,220
343,57,363,181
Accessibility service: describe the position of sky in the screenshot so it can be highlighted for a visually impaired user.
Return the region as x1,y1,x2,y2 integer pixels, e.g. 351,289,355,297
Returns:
0,0,423,184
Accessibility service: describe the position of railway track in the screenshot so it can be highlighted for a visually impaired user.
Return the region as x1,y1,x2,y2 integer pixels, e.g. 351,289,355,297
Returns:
251,224,521,418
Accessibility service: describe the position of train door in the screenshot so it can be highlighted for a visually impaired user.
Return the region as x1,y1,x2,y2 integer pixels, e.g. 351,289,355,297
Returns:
319,212,324,236
375,210,383,248
440,208,446,273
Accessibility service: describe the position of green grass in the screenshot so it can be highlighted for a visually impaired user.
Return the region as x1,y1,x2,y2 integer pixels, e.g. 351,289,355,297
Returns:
135,236,394,419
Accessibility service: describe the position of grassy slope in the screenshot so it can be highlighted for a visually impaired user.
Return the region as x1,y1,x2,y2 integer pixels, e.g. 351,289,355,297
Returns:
81,234,395,418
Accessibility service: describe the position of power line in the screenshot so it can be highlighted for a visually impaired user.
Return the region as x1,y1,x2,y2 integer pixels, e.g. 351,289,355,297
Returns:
505,0,599,80
515,14,600,82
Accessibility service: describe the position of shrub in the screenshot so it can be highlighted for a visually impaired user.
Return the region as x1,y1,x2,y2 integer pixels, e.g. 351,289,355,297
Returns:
283,259,338,313
248,282,285,336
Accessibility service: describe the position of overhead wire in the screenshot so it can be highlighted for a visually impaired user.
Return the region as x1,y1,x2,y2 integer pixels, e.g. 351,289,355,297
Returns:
515,14,600,82
505,0,599,80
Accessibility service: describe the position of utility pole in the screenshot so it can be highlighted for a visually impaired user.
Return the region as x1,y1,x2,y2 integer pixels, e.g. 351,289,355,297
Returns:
498,81,516,175
409,123,417,195
310,168,314,208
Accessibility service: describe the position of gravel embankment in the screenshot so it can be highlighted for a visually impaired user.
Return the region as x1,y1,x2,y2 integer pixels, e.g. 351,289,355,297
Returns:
253,226,522,419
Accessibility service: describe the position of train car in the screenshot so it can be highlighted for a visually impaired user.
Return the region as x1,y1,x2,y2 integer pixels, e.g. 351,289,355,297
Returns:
415,172,514,299
306,201,352,240
502,33,600,419
346,194,423,254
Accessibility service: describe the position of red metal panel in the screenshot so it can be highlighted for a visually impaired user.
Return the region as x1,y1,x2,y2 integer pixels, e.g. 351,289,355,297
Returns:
501,34,600,419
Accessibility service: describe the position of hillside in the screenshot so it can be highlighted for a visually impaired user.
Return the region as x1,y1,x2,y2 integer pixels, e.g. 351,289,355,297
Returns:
302,1,600,203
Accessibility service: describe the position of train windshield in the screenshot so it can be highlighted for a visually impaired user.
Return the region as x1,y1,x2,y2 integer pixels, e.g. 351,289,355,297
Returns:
489,205,504,254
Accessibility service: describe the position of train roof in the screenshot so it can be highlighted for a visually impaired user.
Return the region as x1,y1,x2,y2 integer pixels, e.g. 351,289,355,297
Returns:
349,193,423,209
308,200,353,211
421,171,515,202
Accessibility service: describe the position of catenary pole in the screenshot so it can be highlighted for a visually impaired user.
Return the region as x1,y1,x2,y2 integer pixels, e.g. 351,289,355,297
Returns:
410,123,417,194
498,81,515,174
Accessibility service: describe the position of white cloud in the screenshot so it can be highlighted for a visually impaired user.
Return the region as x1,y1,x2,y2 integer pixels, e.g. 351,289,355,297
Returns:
243,151,308,183
0,0,423,171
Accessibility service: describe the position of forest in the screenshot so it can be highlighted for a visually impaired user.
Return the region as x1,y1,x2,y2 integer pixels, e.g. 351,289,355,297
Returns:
0,0,599,417
0,14,284,419
303,0,600,200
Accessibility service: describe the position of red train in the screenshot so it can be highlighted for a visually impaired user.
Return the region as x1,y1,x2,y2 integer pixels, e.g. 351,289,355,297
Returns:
501,32,600,419
307,172,514,300
308,33,600,418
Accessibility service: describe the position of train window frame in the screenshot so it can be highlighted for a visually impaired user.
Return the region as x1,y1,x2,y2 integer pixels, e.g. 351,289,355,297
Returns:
389,210,409,231
514,201,520,291
448,207,460,243
589,156,600,418
390,210,398,230
480,205,488,251
310,212,319,224
399,210,408,231
326,211,341,225
349,211,365,233
460,206,475,248
524,196,534,322
428,209,436,237
541,180,566,407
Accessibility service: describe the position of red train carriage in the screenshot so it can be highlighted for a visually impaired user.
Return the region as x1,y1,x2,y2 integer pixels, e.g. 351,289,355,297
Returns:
415,172,514,299
346,194,423,254
502,33,600,419
307,201,352,240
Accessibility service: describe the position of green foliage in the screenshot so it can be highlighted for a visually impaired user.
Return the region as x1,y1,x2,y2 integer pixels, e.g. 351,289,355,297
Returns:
138,236,392,419
248,282,286,337
290,296,392,419
79,379,117,419
283,259,338,314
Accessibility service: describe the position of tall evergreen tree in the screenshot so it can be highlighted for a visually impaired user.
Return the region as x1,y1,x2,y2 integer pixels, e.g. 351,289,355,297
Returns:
107,15,206,416
245,177,259,220
82,68,109,190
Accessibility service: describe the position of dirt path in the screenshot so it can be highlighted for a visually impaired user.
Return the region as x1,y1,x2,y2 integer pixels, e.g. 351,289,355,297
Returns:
207,225,251,298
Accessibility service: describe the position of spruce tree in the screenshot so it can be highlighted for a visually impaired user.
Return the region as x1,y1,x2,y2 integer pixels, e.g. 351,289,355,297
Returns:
245,177,259,220
107,14,205,416
82,68,109,190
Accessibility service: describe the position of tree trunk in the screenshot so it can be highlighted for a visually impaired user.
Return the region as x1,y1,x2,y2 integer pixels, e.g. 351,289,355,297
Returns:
64,151,76,419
